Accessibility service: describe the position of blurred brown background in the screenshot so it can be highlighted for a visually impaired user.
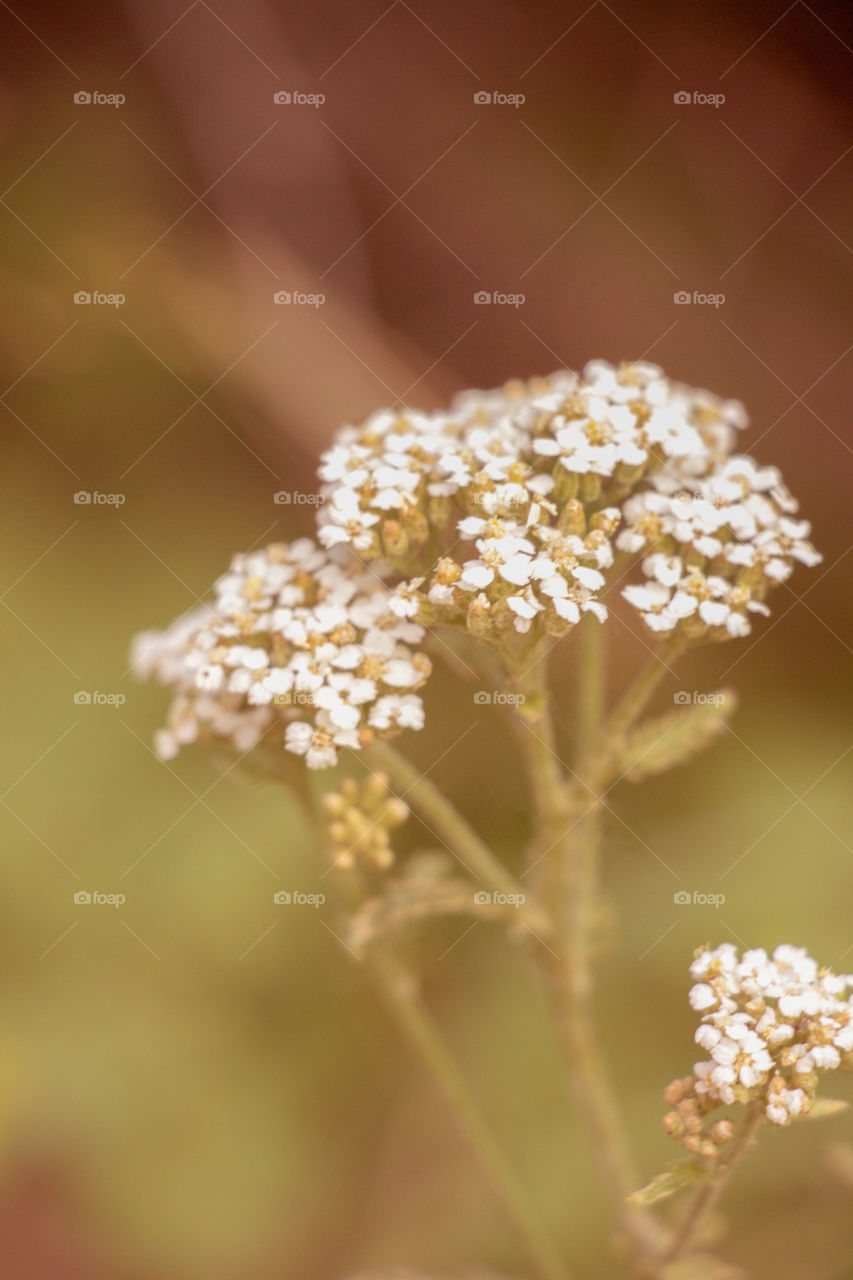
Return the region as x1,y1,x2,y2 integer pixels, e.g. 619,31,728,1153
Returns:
1,1,851,1277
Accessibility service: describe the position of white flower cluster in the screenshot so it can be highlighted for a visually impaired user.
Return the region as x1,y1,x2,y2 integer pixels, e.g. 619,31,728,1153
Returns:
619,456,820,638
135,361,821,770
317,373,566,558
415,508,616,641
664,944,853,1154
316,360,816,646
132,539,431,769
318,361,743,559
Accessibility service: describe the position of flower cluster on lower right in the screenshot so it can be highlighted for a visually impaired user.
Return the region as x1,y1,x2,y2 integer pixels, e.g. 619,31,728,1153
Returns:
663,943,853,1158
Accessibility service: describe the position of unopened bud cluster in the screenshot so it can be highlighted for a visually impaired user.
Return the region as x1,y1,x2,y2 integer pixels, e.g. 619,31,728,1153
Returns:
324,772,409,869
664,944,853,1156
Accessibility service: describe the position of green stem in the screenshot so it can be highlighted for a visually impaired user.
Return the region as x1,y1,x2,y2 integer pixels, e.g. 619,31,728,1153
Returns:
576,617,606,764
366,947,572,1280
365,739,550,937
295,776,570,1280
517,687,636,1215
582,648,678,792
515,653,668,1270
663,1106,763,1268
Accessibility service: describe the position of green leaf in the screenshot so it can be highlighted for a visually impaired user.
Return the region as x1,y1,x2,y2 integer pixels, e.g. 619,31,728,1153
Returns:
628,1160,707,1206
806,1097,850,1120
345,872,539,956
618,690,737,782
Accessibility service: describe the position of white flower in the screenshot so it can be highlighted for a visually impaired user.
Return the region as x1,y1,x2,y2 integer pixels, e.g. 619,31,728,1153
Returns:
676,944,853,1143
132,540,432,769
689,983,717,1011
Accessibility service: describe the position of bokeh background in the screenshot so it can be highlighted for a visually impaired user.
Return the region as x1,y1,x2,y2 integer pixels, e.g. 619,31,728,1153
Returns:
1,0,851,1276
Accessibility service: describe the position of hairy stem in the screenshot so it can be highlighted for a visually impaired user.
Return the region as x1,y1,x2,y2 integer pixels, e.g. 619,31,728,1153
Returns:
516,648,670,1269
576,618,606,763
583,649,677,790
296,777,569,1280
663,1105,763,1267
366,947,573,1280
517,676,636,1217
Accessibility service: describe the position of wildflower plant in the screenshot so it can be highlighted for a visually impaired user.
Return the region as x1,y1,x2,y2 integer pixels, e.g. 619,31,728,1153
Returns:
133,361,836,1280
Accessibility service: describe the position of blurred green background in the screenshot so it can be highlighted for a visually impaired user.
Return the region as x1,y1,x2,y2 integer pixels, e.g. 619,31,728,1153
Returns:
1,1,851,1276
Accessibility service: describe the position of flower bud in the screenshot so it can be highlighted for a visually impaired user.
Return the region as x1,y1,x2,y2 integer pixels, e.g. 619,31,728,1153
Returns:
663,1111,684,1138
709,1120,734,1146
466,593,492,639
381,520,409,560
558,499,586,536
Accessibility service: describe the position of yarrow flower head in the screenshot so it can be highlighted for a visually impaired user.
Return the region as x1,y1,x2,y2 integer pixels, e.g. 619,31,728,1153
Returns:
618,455,820,639
131,539,431,769
133,360,821,768
316,360,818,651
663,944,853,1160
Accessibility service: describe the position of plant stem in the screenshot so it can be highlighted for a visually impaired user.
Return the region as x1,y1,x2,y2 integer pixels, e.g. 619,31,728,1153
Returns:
366,947,572,1280
295,776,570,1280
515,650,671,1269
583,649,677,791
576,618,606,763
365,739,550,937
517,685,637,1218
663,1106,763,1267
